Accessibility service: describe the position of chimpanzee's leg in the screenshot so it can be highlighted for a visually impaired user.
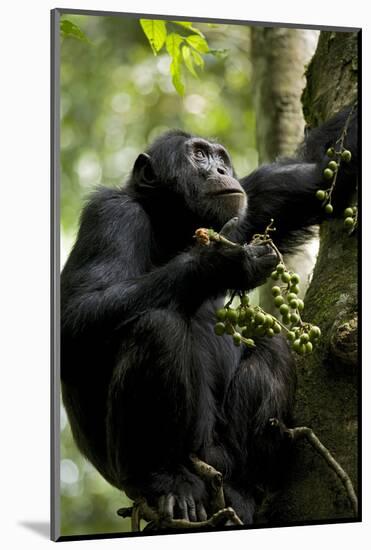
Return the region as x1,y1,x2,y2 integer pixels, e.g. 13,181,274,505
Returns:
106,309,212,521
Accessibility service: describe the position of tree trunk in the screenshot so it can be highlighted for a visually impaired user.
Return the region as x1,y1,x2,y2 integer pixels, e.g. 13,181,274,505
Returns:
268,31,359,524
251,27,319,314
251,27,319,162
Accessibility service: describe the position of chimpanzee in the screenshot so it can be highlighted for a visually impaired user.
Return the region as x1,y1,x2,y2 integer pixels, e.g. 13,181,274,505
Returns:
61,106,357,525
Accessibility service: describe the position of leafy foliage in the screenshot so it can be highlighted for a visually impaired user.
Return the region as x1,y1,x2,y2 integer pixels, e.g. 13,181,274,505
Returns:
182,45,199,77
139,18,225,95
139,19,167,54
185,33,209,53
166,32,186,95
171,20,204,36
60,19,91,44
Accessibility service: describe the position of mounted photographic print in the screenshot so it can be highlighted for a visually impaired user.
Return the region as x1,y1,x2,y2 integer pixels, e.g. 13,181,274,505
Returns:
51,8,361,541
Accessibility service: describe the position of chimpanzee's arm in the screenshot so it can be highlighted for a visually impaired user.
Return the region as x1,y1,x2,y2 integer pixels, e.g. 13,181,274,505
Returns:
239,105,358,253
61,188,276,336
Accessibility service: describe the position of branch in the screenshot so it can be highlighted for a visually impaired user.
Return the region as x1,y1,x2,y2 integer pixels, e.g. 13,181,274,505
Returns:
131,501,141,532
269,418,358,516
117,455,243,532
194,219,281,262
194,227,240,248
326,102,358,205
190,454,226,512
117,500,243,532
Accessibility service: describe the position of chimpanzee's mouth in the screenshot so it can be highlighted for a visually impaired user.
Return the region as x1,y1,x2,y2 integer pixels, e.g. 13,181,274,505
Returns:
211,189,244,196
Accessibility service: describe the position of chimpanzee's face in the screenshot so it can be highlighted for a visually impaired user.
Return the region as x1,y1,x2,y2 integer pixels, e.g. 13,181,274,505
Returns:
133,132,247,229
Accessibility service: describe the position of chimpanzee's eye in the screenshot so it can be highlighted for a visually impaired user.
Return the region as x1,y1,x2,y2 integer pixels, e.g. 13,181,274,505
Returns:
195,149,206,160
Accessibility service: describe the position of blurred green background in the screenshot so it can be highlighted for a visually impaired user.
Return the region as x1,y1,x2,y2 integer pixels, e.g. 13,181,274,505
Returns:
60,12,258,536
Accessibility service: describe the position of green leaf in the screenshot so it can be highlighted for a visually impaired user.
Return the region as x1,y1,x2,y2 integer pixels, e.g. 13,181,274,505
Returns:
182,45,198,78
166,32,184,60
170,58,185,96
60,19,90,44
171,21,204,37
140,19,167,55
186,34,209,54
191,49,205,69
208,48,229,59
166,33,185,95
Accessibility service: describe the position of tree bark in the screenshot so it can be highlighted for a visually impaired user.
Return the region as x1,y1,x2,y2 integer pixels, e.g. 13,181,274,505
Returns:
251,27,319,162
251,27,319,314
267,31,359,524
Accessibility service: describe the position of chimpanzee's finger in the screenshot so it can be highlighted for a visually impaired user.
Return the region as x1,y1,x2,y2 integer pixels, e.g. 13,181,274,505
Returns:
176,497,189,520
186,496,197,522
196,502,207,521
220,217,239,238
159,494,175,519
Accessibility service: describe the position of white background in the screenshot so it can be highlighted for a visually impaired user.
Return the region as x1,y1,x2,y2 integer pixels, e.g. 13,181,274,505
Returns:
0,0,369,548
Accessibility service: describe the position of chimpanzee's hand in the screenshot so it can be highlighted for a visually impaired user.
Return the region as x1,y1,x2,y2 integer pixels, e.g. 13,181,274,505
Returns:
200,238,278,292
225,242,278,290
218,218,279,288
242,242,278,288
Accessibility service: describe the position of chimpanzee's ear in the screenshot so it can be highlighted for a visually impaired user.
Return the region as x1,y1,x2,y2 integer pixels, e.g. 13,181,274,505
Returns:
133,153,157,188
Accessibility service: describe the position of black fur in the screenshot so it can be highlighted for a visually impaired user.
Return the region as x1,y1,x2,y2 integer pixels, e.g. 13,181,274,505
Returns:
61,107,357,524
